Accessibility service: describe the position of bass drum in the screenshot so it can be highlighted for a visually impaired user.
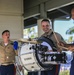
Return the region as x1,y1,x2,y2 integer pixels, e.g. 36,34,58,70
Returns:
19,36,57,72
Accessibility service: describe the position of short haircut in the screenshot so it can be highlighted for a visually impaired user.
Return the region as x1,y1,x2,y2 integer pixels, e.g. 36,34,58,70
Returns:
71,6,74,12
2,30,10,35
41,19,50,24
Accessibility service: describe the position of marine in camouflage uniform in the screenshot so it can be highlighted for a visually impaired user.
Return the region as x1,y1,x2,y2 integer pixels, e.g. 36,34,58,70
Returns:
0,30,17,75
41,19,65,75
0,41,16,64
70,7,74,75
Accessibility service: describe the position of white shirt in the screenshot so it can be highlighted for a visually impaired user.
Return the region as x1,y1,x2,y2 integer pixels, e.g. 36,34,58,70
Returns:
41,42,52,51
4,43,8,46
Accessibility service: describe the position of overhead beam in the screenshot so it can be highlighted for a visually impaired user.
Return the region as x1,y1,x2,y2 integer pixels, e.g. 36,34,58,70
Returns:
45,0,74,11
24,5,40,19
58,8,69,15
24,0,48,9
24,0,74,19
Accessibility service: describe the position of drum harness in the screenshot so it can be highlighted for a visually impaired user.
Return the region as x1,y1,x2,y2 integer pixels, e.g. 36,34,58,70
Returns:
49,29,69,52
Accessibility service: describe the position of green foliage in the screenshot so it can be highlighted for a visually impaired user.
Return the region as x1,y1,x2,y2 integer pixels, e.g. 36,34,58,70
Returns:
59,70,69,75
68,36,73,43
31,35,35,38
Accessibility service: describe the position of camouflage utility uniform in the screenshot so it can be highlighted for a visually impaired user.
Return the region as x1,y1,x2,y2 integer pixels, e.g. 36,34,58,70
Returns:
0,40,17,75
41,29,65,75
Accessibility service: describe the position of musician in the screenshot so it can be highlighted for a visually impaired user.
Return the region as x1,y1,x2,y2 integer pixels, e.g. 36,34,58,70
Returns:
57,7,74,75
40,19,66,75
69,7,74,75
0,30,19,75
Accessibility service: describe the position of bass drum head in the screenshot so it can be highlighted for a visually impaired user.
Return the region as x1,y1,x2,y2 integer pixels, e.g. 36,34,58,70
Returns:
35,36,57,70
19,43,42,72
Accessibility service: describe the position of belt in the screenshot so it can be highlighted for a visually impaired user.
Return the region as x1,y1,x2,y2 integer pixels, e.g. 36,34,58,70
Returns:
0,63,14,66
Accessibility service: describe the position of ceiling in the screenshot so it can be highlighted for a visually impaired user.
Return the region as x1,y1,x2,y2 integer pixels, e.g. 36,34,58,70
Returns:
24,3,74,28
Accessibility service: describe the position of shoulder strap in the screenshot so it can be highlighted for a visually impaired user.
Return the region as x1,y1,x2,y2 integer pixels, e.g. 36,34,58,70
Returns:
47,32,53,38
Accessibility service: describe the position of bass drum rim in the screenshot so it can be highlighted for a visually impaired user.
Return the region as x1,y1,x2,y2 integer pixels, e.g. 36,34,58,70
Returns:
35,36,57,70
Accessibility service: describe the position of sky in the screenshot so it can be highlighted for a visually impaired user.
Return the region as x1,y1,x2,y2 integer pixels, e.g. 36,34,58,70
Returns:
54,19,74,40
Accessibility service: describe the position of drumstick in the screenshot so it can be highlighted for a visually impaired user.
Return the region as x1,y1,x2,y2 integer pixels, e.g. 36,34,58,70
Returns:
58,46,68,50
18,38,40,44
64,44,74,47
51,30,74,52
58,45,74,52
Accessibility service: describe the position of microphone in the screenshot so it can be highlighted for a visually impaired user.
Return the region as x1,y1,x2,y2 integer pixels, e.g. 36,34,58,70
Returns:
13,41,18,50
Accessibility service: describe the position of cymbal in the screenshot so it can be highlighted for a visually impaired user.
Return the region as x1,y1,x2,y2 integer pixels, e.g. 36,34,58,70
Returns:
18,38,40,44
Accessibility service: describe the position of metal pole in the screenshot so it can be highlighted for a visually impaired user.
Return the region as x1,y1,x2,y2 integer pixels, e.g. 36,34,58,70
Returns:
38,71,41,75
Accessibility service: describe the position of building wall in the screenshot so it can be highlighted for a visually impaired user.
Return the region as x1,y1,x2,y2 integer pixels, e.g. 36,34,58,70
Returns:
0,0,23,40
